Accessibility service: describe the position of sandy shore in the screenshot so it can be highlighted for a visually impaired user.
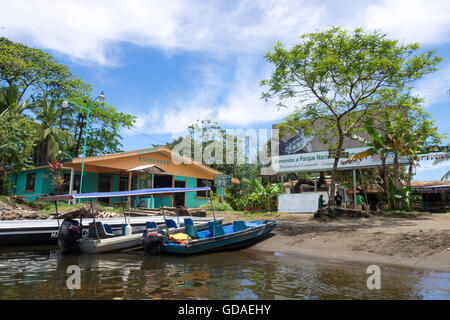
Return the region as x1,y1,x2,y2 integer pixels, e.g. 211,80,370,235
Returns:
220,212,450,272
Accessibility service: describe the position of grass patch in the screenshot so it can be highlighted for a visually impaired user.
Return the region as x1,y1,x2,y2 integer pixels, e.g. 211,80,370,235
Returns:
96,203,124,213
379,210,431,218
27,200,124,215
0,195,14,207
206,210,287,221
200,199,233,211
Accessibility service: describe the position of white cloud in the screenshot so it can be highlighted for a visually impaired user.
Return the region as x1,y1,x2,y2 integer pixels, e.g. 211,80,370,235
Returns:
121,112,159,137
415,159,450,172
2,0,450,65
3,0,450,134
364,0,450,45
412,63,450,108
121,59,293,135
0,0,325,65
215,58,295,126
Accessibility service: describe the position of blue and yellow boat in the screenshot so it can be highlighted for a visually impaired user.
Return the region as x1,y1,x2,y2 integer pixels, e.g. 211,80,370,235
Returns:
142,219,277,255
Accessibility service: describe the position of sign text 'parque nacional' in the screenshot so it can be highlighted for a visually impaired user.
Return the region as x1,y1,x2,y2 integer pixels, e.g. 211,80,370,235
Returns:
272,146,408,172
270,124,408,173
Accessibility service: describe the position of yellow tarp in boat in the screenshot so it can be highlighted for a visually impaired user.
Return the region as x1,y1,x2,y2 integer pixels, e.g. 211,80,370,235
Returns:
168,233,191,244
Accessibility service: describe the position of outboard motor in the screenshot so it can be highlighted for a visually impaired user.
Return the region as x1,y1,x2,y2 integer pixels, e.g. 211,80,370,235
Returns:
141,232,164,254
58,219,82,254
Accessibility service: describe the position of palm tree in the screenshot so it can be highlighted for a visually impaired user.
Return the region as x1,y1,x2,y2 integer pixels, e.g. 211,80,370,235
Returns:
33,96,73,163
432,146,450,180
0,85,30,117
347,119,393,199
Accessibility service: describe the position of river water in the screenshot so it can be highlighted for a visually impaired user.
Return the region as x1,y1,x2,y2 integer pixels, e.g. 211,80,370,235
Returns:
0,246,448,300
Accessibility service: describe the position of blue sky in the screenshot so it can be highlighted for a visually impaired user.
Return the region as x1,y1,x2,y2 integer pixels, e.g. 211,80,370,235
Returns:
1,0,449,181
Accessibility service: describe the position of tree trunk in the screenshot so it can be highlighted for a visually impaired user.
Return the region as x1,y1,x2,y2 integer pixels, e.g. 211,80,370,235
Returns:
381,155,390,208
407,158,414,189
329,133,344,206
393,152,400,190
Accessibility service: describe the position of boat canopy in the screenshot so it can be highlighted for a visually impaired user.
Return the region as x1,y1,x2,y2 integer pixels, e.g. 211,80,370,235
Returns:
38,187,211,202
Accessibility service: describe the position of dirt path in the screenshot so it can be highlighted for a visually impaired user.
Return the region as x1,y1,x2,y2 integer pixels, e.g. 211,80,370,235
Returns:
217,211,450,271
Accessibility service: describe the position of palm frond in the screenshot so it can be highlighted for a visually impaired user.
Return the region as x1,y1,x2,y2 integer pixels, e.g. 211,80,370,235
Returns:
349,148,376,160
442,170,450,181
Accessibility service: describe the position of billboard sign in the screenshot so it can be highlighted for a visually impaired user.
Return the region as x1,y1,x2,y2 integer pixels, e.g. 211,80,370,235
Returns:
272,146,408,173
269,123,409,173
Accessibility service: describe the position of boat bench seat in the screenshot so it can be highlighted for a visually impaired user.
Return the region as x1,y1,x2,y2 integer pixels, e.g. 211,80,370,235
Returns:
185,224,206,240
165,219,177,229
104,224,114,235
212,224,225,237
88,222,115,239
233,221,248,232
207,221,220,233
145,221,158,230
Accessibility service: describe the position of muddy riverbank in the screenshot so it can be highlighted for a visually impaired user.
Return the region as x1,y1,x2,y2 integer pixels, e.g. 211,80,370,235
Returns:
220,211,450,272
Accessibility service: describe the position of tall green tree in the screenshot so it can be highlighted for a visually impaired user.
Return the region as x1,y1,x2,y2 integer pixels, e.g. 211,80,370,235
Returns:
0,106,36,194
349,94,442,208
1,37,136,160
0,37,87,102
392,107,441,188
347,117,393,201
63,94,136,157
261,27,442,204
0,84,31,116
153,119,263,182
33,96,73,163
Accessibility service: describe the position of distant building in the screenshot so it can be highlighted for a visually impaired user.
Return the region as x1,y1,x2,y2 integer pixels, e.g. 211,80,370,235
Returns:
8,147,238,208
411,181,450,212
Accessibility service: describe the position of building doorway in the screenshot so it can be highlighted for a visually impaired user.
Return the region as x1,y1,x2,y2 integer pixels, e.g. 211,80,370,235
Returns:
153,174,172,188
174,180,185,207
97,174,113,206
119,176,129,191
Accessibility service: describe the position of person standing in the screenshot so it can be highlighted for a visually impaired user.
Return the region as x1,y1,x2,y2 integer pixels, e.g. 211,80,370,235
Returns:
318,194,325,209
334,192,342,207
356,192,364,210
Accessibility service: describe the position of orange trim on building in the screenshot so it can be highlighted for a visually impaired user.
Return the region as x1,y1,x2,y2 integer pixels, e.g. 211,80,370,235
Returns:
68,147,239,183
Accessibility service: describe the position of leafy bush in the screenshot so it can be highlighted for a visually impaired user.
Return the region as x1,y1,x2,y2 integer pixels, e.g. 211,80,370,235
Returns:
27,201,52,211
389,183,422,211
225,178,280,212
200,199,233,211
0,175,12,196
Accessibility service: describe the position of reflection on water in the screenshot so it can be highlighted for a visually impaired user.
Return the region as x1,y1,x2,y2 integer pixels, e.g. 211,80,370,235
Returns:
0,246,448,300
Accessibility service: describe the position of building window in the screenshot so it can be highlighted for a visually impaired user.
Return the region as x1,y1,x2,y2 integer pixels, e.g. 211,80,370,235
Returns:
62,174,81,194
119,176,129,191
197,179,213,197
25,173,36,191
